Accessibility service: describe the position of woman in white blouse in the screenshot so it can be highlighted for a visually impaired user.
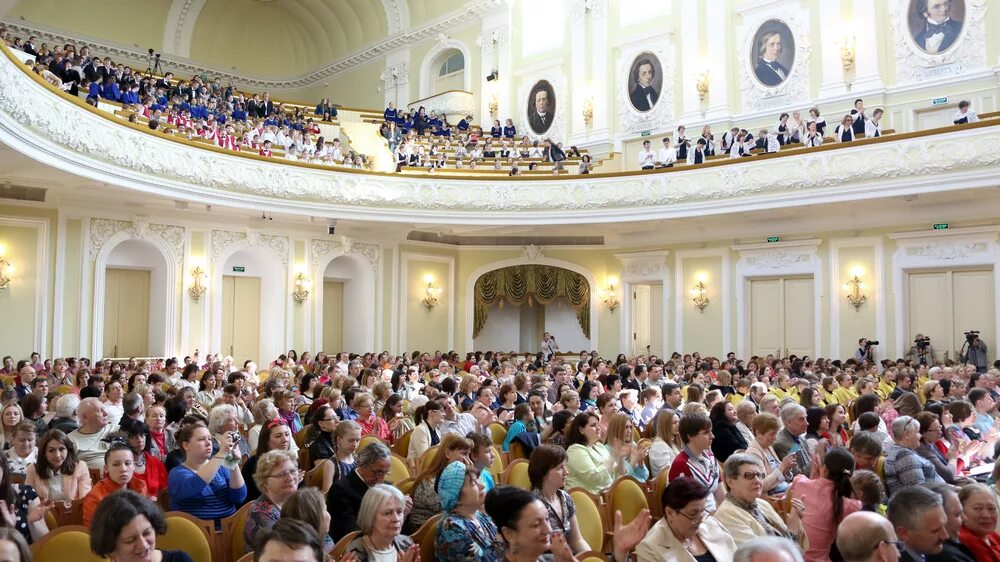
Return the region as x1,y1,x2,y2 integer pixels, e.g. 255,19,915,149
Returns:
745,412,796,496
649,409,682,477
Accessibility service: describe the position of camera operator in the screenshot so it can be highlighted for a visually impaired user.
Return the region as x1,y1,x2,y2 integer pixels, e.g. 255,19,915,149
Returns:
855,337,877,363
960,331,989,373
908,333,936,366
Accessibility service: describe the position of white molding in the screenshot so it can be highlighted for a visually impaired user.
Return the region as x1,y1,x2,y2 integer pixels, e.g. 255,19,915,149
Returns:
400,252,455,353
0,216,48,356
615,251,671,356
890,228,1000,358
828,237,886,360
417,39,473,100
79,218,91,356
389,245,399,353
673,248,732,355
464,256,598,354
732,240,822,358
311,246,378,355
52,213,66,356
162,0,208,58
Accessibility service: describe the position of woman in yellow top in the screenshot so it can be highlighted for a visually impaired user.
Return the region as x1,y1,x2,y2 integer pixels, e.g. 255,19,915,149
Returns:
566,412,642,495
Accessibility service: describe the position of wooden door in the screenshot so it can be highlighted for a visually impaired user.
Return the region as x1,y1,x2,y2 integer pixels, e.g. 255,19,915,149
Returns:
783,278,815,358
103,268,150,357
323,281,344,353
908,272,950,354
632,284,651,356
750,279,782,357
222,276,261,365
750,277,814,358
952,270,994,362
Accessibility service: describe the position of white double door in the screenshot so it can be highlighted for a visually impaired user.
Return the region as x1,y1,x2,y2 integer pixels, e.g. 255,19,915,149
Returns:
749,277,815,358
908,269,994,362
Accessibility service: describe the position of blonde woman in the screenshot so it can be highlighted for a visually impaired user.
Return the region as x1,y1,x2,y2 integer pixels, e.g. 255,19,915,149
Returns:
605,412,650,482
649,409,682,476
0,404,23,450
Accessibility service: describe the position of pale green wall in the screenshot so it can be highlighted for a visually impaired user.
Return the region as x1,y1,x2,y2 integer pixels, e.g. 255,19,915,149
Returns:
0,223,38,358
835,246,877,359
405,257,451,352
60,219,82,357
8,0,173,52
681,256,724,357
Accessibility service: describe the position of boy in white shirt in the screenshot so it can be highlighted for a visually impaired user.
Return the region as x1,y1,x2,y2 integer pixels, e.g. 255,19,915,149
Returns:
638,140,656,170
657,137,677,168
953,100,979,125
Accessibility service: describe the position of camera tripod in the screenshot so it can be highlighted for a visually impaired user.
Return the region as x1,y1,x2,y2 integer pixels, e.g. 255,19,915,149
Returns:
145,50,163,78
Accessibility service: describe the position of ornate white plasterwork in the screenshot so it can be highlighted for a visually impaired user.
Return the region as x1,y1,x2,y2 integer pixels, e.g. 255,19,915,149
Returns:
310,238,380,272
908,241,987,260
737,11,811,113
889,0,987,84
211,229,289,267
380,0,409,36
518,66,567,143
570,0,608,22
744,251,810,269
89,217,185,265
162,0,208,58
616,40,675,136
521,244,544,261
3,47,1000,222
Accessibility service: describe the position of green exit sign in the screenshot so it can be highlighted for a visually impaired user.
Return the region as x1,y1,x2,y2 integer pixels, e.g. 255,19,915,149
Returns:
932,223,949,230
931,96,949,106
232,266,246,272
766,236,780,243
639,130,651,137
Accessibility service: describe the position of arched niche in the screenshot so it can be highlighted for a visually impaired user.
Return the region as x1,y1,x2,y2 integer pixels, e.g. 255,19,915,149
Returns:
94,237,175,358
315,253,376,354
211,246,286,366
418,39,472,99
468,260,597,354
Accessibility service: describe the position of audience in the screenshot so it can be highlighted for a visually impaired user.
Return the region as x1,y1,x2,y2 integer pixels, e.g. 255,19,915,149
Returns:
244,450,301,552
25,429,91,501
405,433,471,533
790,447,860,562
254,518,324,562
527,444,590,553
669,413,724,512
82,442,147,527
957,483,1000,562
636,476,737,561
343,483,418,560
281,487,334,555
327,440,395,541
166,423,246,521
714,453,806,548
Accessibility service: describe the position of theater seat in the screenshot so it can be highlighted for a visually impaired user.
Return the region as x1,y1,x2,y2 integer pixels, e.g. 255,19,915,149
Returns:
29,525,106,562
160,512,215,562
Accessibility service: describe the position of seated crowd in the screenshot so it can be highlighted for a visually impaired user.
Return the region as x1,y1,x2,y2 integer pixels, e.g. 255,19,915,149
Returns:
0,29,372,171
0,343,996,561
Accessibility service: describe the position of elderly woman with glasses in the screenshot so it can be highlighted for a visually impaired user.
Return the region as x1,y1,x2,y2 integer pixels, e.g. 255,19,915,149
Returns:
243,450,303,552
883,415,943,496
635,477,736,561
714,454,806,549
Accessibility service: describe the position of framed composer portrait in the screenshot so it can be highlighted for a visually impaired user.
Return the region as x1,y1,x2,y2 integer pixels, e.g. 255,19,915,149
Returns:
627,52,663,113
907,0,965,55
526,80,556,135
749,19,795,88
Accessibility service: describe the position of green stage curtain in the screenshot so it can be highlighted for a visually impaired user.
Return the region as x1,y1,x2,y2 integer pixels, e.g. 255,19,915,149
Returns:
473,265,590,339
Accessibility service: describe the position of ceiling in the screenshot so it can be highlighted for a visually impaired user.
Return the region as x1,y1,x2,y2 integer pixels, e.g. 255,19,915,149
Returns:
5,0,396,77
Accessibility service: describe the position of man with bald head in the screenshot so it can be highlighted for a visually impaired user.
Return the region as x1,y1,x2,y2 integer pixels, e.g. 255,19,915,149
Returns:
886,486,950,562
67,397,113,470
836,512,900,562
733,536,804,562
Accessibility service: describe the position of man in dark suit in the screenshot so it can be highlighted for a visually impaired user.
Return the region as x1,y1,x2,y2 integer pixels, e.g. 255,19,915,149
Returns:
326,441,408,541
914,0,962,54
754,30,789,86
528,88,554,133
772,403,811,477
924,482,978,562
22,36,38,56
629,58,659,111
887,486,951,562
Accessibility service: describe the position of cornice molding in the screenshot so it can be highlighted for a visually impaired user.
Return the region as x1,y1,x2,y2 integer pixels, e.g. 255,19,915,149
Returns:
2,42,1000,225
1,0,489,91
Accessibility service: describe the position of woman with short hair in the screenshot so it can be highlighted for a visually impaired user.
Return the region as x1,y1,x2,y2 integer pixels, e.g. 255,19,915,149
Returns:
282,487,334,554
344,484,418,560
354,392,391,442
5,422,36,478
714,453,806,548
527,444,589,554
90,489,193,562
243,450,302,552
745,413,795,496
166,423,246,521
957,483,1000,562
635,477,737,561
668,414,724,512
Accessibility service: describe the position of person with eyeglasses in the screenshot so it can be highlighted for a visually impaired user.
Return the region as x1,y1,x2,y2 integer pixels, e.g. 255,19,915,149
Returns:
883,416,943,496
243,450,303,552
328,441,411,541
834,511,902,562
886,486,950,562
714,454,806,550
635,476,736,561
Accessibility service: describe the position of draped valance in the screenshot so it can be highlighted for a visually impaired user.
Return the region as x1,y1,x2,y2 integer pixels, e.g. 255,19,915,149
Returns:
473,265,590,338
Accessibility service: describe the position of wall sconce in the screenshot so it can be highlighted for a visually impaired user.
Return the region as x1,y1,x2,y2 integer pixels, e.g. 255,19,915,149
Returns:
292,272,312,303
844,274,866,310
0,247,12,289
488,94,499,120
582,97,594,126
840,34,856,72
189,266,207,302
422,276,442,310
691,280,710,312
602,280,619,312
696,70,710,102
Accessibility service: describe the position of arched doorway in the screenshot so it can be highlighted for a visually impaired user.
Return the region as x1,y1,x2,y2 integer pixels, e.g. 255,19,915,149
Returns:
101,239,170,357
472,264,592,353
316,254,375,354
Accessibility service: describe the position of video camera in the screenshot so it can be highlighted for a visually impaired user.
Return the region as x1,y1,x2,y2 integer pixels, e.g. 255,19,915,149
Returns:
864,339,879,347
915,336,931,349
965,330,980,343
